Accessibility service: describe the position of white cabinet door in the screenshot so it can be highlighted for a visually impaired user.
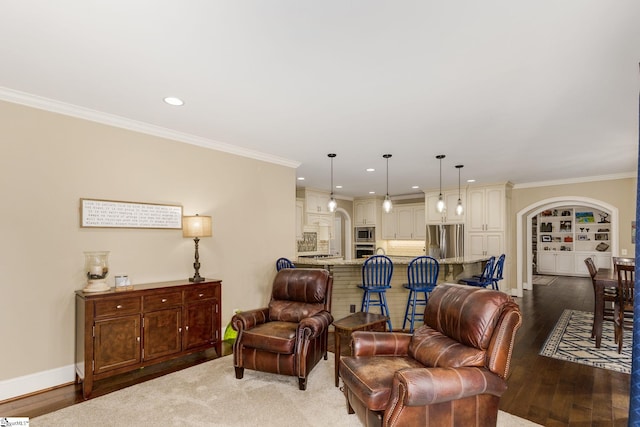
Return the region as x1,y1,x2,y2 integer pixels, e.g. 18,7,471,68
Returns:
485,187,505,231
381,210,397,239
354,199,378,226
467,189,486,232
295,201,304,240
556,253,574,274
468,233,503,257
413,206,426,240
538,252,556,273
396,206,414,239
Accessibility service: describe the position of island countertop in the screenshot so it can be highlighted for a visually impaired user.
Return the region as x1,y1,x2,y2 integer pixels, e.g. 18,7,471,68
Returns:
295,255,491,266
294,255,492,330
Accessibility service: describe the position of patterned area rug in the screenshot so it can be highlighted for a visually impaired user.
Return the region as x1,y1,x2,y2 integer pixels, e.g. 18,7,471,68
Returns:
540,309,631,374
532,275,558,286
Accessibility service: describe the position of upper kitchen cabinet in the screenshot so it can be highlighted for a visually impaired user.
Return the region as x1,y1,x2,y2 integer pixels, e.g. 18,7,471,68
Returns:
354,198,381,226
382,203,426,240
425,190,465,224
467,186,507,232
295,199,304,240
299,189,332,214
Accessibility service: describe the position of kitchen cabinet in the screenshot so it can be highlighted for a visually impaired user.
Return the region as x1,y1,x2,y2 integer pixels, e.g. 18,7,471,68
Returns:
468,233,503,258
467,186,504,232
537,252,574,275
295,200,304,240
574,252,612,275
302,189,331,214
425,191,465,224
354,198,380,226
76,280,221,398
381,204,425,240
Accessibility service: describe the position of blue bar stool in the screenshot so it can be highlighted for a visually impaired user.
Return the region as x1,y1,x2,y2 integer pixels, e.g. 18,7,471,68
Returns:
276,257,295,271
402,256,439,332
358,255,393,331
459,256,495,288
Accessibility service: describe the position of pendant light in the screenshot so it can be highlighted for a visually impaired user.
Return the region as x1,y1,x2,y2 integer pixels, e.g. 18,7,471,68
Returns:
436,154,446,213
455,164,464,216
327,153,337,213
382,154,393,213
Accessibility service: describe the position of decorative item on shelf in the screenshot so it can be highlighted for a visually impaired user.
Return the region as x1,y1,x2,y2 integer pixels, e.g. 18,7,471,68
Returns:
455,164,464,216
561,210,572,216
560,221,571,232
594,233,608,241
577,235,589,241
114,274,133,292
183,214,213,282
327,153,338,213
576,211,595,223
541,210,553,217
382,154,393,213
435,154,446,213
596,242,610,252
540,222,552,232
541,235,552,242
564,236,573,242
83,251,110,292
598,212,610,223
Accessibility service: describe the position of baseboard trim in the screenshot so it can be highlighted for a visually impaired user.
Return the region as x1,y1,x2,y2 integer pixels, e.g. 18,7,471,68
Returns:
0,364,75,402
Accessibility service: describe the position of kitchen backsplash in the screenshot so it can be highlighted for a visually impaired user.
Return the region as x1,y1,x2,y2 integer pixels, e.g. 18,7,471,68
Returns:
381,240,425,257
297,232,317,252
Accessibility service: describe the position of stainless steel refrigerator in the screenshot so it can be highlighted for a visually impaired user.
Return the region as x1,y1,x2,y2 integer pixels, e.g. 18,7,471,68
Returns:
426,224,464,259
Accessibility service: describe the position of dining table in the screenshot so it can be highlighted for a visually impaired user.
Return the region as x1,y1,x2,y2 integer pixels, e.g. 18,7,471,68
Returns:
593,267,620,348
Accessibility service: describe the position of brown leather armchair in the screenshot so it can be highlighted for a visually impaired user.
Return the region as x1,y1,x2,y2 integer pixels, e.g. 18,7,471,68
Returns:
231,268,333,390
339,283,522,427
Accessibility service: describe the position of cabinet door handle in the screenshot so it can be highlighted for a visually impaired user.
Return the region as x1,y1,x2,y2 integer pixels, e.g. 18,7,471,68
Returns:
185,326,189,331
198,293,204,298
137,336,140,342
161,298,167,303
116,305,123,309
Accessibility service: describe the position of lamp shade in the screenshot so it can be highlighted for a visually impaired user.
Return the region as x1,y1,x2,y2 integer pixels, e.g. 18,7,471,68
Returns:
182,215,212,238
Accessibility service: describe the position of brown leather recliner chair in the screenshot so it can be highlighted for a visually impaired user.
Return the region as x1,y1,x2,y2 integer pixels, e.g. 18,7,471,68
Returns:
231,268,333,390
339,283,522,427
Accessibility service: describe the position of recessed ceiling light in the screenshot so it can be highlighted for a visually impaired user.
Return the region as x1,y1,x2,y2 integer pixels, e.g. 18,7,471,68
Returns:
412,185,419,189
369,191,376,194
467,179,476,183
297,177,305,181
366,168,375,172
336,185,343,189
163,96,184,106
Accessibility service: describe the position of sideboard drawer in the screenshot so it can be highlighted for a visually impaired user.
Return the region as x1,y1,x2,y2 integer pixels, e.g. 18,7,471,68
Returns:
94,296,141,318
184,285,217,302
143,291,182,312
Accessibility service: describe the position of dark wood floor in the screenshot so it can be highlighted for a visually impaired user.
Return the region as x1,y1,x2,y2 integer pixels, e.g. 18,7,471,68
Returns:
0,275,631,425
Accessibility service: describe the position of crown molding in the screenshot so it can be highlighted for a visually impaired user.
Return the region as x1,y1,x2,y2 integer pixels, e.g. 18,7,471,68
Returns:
0,87,300,169
513,172,636,189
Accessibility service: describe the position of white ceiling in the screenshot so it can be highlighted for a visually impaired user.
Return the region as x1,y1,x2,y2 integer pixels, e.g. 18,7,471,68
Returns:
1,1,639,198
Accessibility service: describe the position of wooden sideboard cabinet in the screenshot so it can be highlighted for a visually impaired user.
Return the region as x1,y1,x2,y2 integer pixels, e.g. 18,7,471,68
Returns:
75,279,222,398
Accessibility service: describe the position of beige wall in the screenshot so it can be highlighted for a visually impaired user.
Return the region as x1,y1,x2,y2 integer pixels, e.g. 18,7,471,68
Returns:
0,101,295,390
508,177,636,291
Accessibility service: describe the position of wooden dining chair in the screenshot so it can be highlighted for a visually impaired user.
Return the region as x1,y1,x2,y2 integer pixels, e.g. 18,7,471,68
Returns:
584,257,616,339
612,256,634,272
614,263,634,353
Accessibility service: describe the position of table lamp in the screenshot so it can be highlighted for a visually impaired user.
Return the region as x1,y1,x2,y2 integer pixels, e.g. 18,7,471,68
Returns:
183,214,212,282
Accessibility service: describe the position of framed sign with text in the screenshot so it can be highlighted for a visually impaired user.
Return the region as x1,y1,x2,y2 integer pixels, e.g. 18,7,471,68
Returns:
80,198,183,229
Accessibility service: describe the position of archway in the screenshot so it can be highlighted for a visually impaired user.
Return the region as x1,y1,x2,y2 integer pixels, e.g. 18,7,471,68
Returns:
515,196,618,297
334,207,352,260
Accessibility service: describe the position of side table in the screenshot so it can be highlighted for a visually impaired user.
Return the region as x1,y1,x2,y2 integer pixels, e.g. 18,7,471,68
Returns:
332,312,388,387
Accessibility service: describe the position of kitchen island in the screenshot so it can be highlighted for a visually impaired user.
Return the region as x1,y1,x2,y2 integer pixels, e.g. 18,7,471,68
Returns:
295,256,491,331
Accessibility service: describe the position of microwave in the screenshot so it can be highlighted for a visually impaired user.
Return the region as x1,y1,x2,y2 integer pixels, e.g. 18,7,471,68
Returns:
355,226,375,243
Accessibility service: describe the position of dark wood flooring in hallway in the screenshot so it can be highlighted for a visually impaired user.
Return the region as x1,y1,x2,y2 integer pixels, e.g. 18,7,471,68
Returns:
0,275,631,426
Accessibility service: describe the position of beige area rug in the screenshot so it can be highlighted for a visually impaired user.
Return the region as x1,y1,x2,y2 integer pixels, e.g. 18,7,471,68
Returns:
32,355,541,426
532,274,558,286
